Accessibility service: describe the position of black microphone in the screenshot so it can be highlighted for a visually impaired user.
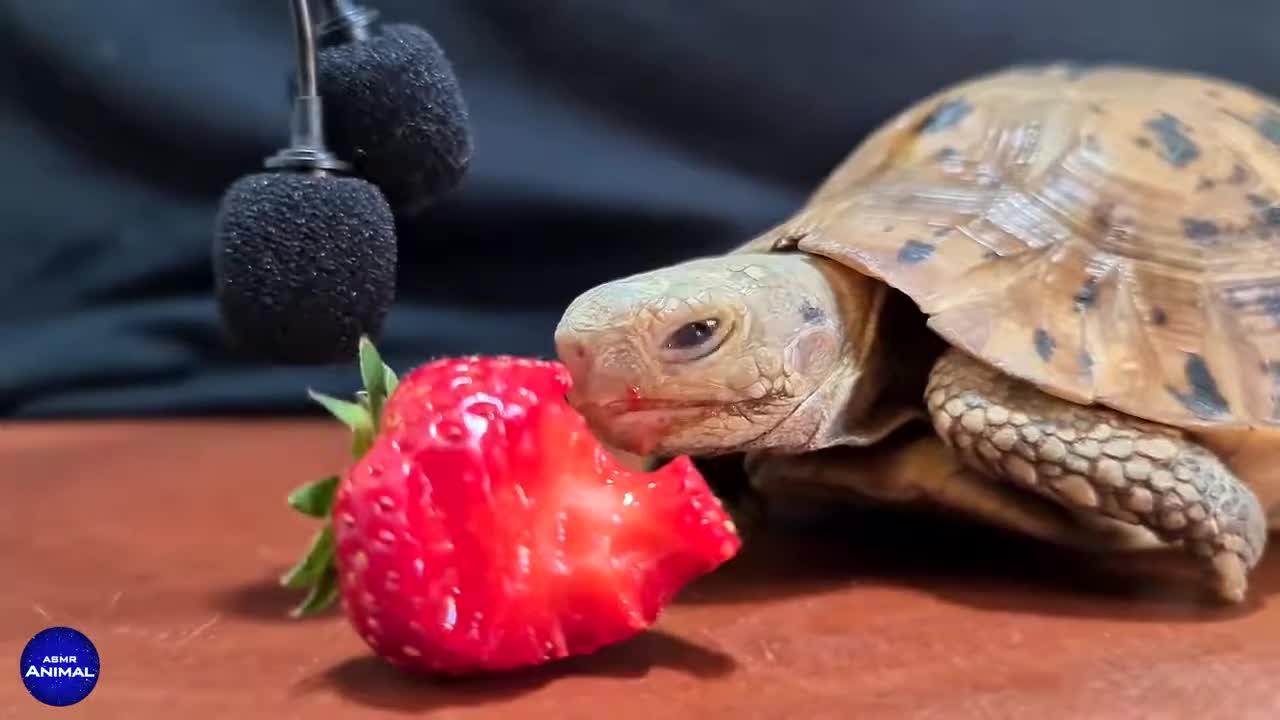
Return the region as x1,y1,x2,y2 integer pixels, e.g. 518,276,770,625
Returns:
213,0,397,365
314,0,472,217
213,1,473,365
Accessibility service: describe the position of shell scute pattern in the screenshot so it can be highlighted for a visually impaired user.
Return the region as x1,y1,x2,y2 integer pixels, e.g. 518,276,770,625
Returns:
751,64,1280,431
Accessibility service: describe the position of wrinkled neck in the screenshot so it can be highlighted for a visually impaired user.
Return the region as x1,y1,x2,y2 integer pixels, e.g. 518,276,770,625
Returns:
748,265,893,453
810,279,940,451
874,286,948,407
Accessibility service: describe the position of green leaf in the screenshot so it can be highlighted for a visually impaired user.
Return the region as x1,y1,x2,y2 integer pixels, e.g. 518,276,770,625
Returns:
290,563,340,618
308,389,373,434
383,363,399,397
286,475,340,518
358,337,386,391
282,337,403,621
351,424,374,458
280,525,334,590
358,337,390,428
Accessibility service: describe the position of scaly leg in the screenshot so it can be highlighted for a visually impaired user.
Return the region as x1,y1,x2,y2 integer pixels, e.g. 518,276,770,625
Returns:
926,347,1267,603
746,435,1162,552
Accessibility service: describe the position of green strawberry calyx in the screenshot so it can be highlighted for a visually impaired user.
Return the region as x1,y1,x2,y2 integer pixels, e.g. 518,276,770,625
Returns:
279,336,399,618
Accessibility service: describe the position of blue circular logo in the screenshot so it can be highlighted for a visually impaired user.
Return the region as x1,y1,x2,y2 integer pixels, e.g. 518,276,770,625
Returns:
19,626,100,707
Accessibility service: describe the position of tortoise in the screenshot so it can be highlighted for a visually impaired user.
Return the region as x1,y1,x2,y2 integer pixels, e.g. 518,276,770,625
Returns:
552,63,1280,603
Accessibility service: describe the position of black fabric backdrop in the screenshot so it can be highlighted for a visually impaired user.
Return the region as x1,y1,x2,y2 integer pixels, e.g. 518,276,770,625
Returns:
2,0,1278,417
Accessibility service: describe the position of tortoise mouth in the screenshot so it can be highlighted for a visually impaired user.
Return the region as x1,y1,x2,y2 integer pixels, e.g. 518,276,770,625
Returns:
602,397,727,414
573,390,799,457
584,404,718,456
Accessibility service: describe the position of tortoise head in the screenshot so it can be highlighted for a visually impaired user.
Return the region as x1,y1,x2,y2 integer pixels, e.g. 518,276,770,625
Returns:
554,252,886,457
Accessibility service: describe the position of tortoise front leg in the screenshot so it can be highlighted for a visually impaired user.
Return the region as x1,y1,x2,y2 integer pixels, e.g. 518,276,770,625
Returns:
746,435,1162,552
926,347,1267,603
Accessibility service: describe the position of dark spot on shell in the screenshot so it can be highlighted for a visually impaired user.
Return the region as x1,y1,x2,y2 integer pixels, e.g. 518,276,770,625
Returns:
935,147,961,162
1262,295,1280,324
1073,277,1099,310
1079,351,1094,375
882,224,895,232
1248,193,1270,208
1151,307,1168,325
932,227,953,237
1196,177,1215,191
919,98,972,134
1263,206,1280,228
897,239,935,264
1088,103,1106,114
1144,113,1200,168
1205,88,1222,99
1134,137,1152,148
1228,164,1249,184
1181,218,1220,243
1257,110,1280,146
1034,328,1056,361
799,300,825,325
1083,135,1101,151
1171,353,1229,418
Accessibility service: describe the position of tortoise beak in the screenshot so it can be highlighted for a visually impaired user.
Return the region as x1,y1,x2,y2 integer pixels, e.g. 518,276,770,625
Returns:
554,327,647,448
552,333,592,397
555,333,629,411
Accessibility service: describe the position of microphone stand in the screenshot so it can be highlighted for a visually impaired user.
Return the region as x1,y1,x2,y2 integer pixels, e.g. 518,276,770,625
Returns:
317,0,379,45
265,0,349,173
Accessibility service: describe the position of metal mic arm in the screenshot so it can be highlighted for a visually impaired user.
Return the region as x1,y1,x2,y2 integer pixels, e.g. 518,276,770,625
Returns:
264,0,349,173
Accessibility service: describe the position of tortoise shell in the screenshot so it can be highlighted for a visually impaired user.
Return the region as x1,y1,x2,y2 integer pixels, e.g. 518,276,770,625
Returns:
748,63,1280,432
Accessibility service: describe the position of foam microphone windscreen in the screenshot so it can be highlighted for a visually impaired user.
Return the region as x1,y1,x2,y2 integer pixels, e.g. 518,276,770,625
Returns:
317,23,473,216
213,172,398,364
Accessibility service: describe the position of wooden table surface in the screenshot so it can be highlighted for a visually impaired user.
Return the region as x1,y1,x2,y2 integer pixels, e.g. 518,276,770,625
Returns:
4,419,1280,719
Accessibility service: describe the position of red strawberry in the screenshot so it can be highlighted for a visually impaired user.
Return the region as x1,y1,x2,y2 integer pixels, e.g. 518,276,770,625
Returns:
281,339,740,675
380,354,573,435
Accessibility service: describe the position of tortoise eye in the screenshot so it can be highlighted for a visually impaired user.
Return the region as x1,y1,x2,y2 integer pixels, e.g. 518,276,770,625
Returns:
666,320,718,349
660,318,728,362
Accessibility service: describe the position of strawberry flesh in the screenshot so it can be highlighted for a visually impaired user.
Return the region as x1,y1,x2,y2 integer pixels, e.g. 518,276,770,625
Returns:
330,356,740,674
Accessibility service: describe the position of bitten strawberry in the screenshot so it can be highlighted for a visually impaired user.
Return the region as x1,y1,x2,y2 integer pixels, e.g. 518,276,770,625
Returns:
282,339,741,675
